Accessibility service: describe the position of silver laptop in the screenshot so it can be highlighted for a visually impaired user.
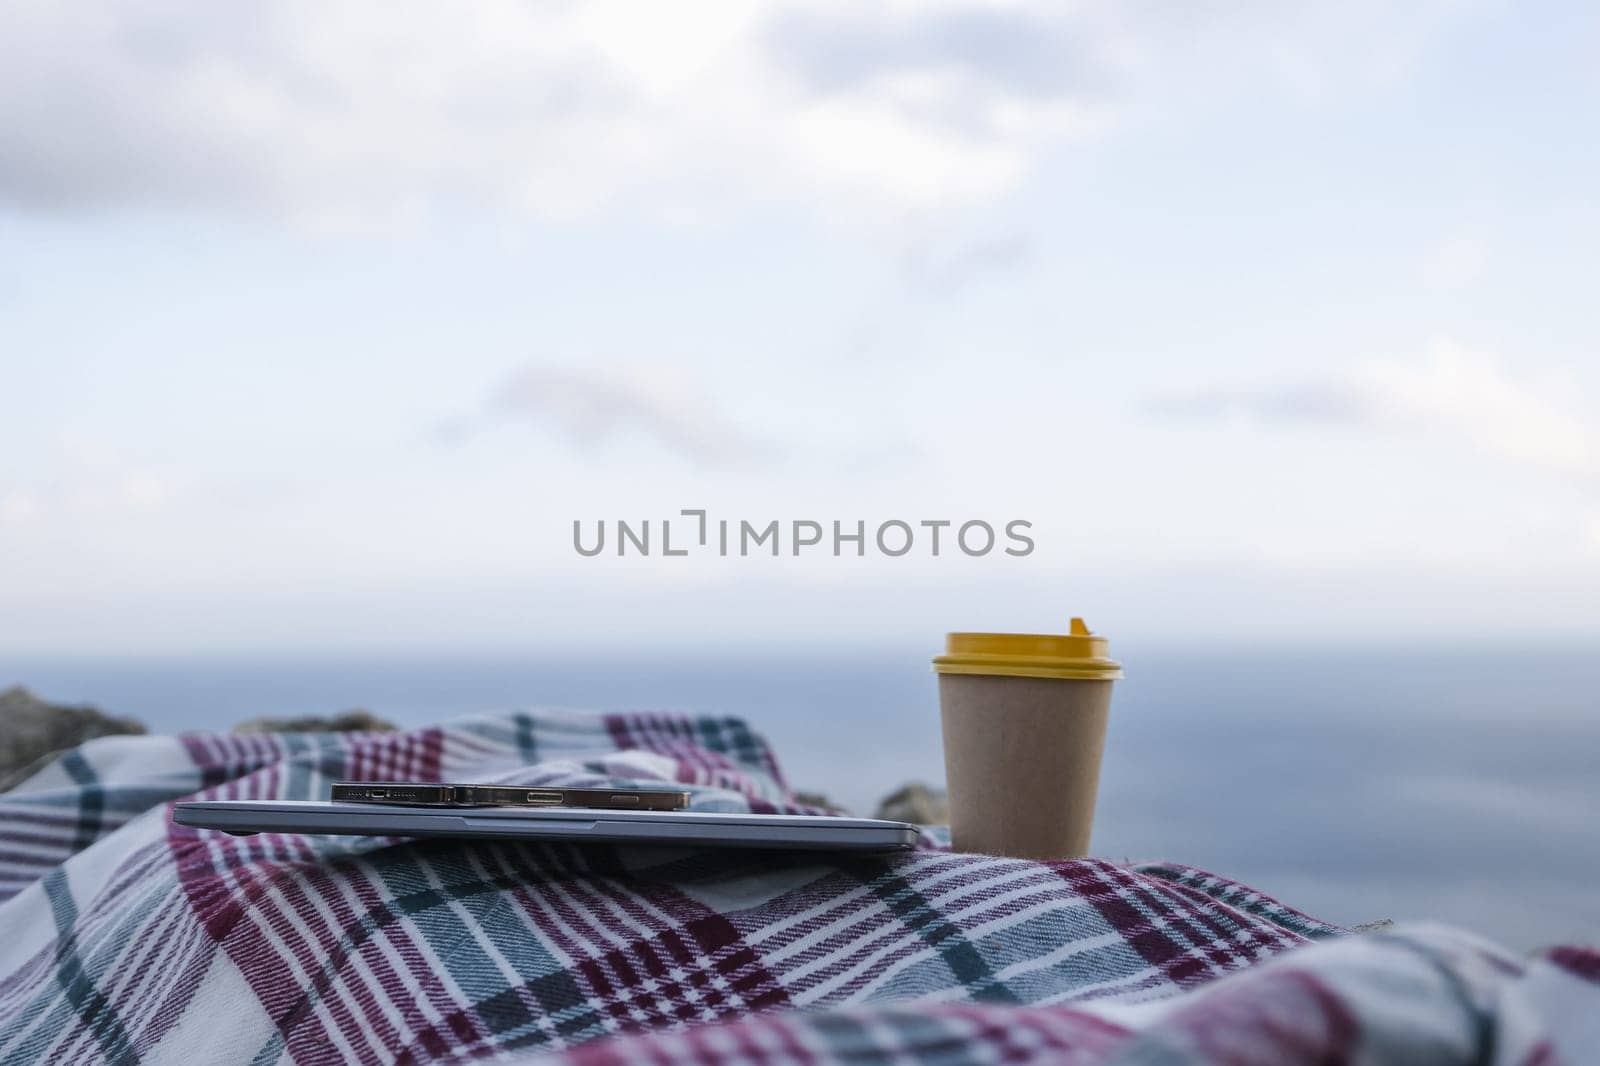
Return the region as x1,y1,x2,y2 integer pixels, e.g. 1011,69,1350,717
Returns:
174,800,920,852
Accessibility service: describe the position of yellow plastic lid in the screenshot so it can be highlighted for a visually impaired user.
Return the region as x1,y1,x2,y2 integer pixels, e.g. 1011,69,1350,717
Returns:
933,618,1123,680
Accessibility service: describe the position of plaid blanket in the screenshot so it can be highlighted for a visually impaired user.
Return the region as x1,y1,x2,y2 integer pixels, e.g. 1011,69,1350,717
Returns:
0,711,1594,1065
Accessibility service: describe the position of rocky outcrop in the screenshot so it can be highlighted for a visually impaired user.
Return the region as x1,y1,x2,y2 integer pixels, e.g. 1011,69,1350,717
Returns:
232,710,398,734
874,782,949,825
791,790,846,814
0,685,146,790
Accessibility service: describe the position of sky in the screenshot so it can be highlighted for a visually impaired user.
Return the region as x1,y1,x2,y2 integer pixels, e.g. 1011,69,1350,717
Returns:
3,0,1599,655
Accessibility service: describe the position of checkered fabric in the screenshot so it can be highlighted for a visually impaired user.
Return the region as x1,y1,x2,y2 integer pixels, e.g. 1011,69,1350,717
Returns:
527,928,1600,1065
0,711,1593,1065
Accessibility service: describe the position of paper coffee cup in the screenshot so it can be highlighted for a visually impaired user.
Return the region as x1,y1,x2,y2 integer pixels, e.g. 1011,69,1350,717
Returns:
933,619,1121,860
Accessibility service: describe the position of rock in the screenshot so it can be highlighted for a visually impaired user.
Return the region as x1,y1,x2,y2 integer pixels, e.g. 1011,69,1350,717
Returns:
232,710,398,734
874,782,949,825
791,790,847,814
0,685,146,789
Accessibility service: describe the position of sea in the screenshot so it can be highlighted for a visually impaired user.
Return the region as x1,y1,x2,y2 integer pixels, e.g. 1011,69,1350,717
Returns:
8,643,1599,952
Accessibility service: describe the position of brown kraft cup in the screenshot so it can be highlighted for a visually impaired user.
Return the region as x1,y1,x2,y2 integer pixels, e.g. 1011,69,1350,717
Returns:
934,619,1121,859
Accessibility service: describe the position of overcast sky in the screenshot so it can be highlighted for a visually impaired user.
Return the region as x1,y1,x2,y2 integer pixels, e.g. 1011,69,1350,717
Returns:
3,0,1599,654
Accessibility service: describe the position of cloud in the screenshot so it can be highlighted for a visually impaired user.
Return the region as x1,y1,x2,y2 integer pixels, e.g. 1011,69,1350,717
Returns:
0,469,176,526
1150,338,1598,478
767,6,1107,102
0,489,42,526
1357,339,1593,477
0,1,1471,227
0,1,1095,224
901,231,1035,294
1423,236,1488,293
447,363,779,469
1146,381,1373,425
